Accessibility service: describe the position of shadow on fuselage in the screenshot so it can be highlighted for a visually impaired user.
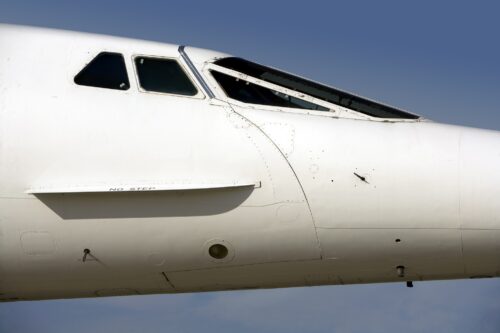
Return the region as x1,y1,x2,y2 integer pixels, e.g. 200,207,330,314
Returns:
35,187,253,220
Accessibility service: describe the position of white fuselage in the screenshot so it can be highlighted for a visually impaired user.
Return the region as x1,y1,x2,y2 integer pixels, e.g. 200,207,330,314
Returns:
0,25,499,301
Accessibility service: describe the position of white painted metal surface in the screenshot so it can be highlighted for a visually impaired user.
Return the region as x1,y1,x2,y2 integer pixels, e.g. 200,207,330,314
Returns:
0,24,498,302
26,181,261,194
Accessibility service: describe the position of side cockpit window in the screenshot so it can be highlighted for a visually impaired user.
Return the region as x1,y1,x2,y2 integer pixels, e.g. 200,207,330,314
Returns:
74,52,130,90
211,71,328,111
134,57,198,96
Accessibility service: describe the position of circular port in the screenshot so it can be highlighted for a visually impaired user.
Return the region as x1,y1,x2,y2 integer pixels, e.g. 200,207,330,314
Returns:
208,244,228,259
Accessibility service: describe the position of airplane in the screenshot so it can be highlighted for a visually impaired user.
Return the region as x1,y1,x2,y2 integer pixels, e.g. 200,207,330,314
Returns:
0,24,498,302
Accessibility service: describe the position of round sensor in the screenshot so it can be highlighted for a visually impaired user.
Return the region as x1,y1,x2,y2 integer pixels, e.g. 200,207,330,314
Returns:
208,244,228,259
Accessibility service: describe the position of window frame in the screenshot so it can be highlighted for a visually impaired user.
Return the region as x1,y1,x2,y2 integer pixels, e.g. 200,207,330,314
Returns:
205,63,370,120
205,62,423,122
131,54,205,99
212,57,420,120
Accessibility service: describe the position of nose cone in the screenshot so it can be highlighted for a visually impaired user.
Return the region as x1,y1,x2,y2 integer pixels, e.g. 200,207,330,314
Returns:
460,127,500,277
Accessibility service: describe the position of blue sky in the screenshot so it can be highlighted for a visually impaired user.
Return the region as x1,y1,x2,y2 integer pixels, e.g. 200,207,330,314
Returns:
1,1,500,332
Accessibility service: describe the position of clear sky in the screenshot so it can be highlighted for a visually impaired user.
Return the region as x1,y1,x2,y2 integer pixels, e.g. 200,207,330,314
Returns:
1,1,500,332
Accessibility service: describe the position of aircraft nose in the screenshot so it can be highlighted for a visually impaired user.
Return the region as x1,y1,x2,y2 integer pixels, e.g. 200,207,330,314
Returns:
459,127,500,277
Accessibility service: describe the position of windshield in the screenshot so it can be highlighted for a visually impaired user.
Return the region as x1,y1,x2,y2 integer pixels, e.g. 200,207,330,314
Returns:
214,57,419,119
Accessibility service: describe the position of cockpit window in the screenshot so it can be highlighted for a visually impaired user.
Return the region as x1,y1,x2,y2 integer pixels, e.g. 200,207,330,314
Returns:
74,52,130,91
214,57,419,119
134,57,198,96
211,71,328,111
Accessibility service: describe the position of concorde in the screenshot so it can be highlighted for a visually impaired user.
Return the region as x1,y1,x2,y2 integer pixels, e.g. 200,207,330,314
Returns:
0,24,499,302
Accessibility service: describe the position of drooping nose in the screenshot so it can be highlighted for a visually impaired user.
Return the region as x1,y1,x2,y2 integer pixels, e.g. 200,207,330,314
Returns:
459,127,500,277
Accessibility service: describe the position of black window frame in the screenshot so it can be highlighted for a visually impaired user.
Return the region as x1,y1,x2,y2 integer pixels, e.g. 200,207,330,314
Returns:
133,55,199,97
74,52,130,91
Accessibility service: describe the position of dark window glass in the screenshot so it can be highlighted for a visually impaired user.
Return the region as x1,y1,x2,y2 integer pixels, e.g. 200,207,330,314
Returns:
211,71,328,111
135,57,198,96
214,57,419,119
74,52,130,90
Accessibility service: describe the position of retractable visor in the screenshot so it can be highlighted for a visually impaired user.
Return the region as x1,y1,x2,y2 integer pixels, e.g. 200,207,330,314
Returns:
214,57,419,120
